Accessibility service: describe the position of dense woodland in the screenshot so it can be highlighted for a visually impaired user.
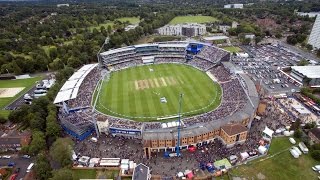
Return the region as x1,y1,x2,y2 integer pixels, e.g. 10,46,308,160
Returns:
1,1,320,179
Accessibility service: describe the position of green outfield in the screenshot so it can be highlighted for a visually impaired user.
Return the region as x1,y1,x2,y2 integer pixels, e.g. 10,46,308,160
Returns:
0,76,42,118
95,64,221,121
169,16,218,25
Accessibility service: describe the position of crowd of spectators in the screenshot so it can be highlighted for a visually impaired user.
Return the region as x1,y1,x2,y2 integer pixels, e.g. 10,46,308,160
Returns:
187,57,215,71
196,46,229,63
67,67,100,108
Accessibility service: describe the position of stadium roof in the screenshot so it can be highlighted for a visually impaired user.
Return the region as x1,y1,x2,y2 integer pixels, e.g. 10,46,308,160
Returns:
100,47,135,56
291,66,320,79
54,63,98,104
203,35,229,41
158,43,188,48
134,44,159,48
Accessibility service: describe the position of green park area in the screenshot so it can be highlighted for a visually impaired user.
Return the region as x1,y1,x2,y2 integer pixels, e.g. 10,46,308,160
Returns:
222,46,242,53
169,15,218,25
71,17,140,32
0,76,42,118
230,137,319,180
72,169,119,180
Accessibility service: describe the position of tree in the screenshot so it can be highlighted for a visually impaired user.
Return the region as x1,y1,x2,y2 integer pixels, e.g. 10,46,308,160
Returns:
35,152,52,180
46,114,61,142
107,25,112,34
297,59,309,66
294,128,302,138
311,150,320,161
50,168,73,180
48,46,58,60
50,138,74,167
306,44,313,51
0,116,7,124
290,119,301,131
28,131,46,155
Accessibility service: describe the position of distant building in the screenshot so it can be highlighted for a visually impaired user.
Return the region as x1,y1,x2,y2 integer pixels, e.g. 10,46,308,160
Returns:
157,23,206,37
125,24,138,31
290,66,320,87
57,4,69,7
219,25,231,33
244,34,256,39
231,21,239,28
296,12,320,18
224,4,244,9
220,123,248,147
308,15,320,49
0,134,31,152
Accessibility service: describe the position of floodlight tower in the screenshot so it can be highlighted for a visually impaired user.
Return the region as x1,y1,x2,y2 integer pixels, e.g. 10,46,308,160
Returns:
176,93,183,157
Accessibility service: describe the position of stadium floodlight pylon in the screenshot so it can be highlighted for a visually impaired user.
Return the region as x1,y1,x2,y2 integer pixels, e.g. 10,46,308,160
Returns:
176,93,183,157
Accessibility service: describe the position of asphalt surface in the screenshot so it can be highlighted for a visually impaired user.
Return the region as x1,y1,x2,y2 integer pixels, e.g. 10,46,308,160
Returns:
5,86,38,110
0,154,33,180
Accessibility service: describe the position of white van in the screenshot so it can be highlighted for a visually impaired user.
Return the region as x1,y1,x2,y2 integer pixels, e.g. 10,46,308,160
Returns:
290,148,299,158
292,146,302,155
289,137,296,144
298,142,309,154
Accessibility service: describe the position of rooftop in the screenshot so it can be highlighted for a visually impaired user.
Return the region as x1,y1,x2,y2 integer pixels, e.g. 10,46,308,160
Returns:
221,124,247,136
291,66,320,79
133,163,150,180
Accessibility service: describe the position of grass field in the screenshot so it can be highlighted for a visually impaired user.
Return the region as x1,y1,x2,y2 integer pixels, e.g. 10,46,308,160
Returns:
230,137,319,180
72,169,119,180
0,76,42,118
169,16,218,25
117,17,140,24
71,17,140,32
95,64,221,121
222,46,242,53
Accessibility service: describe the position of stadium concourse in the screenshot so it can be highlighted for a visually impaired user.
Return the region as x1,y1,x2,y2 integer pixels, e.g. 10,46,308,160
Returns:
54,41,259,161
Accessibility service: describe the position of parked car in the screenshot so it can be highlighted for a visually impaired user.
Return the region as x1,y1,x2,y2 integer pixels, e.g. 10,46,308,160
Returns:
312,165,320,171
22,155,31,159
2,155,11,159
289,137,296,144
8,162,15,167
292,146,302,155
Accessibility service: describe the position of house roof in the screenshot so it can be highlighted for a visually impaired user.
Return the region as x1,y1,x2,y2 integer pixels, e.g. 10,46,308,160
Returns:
310,127,320,140
133,163,149,180
221,124,247,136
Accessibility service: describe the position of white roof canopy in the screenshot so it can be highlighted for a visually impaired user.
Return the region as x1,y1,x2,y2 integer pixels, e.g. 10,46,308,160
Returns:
54,63,98,104
291,66,320,79
263,126,274,138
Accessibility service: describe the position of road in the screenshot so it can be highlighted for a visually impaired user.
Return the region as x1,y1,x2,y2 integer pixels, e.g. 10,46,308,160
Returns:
0,154,34,180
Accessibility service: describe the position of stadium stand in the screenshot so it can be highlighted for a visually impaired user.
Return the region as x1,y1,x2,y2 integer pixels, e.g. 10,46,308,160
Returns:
54,41,258,144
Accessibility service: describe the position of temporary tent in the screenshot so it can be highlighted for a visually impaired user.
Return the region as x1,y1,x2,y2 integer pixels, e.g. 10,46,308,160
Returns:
186,172,194,179
258,146,267,154
263,126,274,139
292,146,302,155
177,172,184,178
284,131,291,136
214,158,232,169
240,152,249,160
188,146,196,153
